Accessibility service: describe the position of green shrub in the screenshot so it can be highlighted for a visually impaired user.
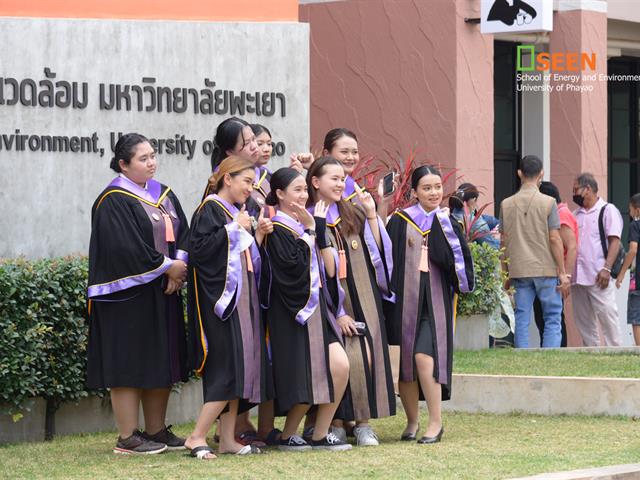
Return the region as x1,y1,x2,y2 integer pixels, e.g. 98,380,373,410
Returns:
0,256,90,419
457,242,506,317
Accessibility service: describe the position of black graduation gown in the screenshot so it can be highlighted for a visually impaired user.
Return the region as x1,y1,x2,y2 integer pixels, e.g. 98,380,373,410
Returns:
86,180,189,389
326,213,396,422
384,206,474,400
187,196,271,407
263,219,341,414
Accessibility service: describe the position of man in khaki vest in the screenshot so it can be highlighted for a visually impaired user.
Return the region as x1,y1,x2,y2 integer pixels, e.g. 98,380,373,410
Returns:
499,155,571,347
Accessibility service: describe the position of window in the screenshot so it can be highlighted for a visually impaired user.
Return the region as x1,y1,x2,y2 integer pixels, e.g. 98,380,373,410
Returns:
608,57,640,242
494,41,522,214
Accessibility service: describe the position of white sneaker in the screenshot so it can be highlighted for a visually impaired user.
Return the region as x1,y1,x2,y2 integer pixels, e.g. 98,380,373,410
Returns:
353,425,379,447
329,426,347,443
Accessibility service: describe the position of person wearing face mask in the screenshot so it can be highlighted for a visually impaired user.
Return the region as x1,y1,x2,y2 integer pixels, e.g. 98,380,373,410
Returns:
499,155,571,348
385,165,474,445
615,193,640,346
571,173,623,346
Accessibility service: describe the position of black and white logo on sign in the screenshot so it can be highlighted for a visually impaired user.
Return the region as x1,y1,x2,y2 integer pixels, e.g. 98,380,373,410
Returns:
481,0,551,34
487,0,537,26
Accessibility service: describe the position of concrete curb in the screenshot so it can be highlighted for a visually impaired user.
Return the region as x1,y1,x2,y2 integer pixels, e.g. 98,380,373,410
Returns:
521,346,640,353
509,463,640,479
443,374,640,416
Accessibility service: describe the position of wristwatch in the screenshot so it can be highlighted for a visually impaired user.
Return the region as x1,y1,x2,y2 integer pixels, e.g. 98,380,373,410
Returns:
304,228,316,236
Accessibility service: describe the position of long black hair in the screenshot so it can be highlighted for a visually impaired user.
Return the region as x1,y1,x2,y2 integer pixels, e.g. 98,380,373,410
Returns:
265,167,303,206
251,123,272,139
306,156,365,236
323,127,357,153
110,133,150,173
411,164,442,190
211,117,251,171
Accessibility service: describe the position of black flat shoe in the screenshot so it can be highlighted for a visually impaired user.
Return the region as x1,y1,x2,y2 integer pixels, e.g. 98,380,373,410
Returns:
400,425,419,441
417,428,444,444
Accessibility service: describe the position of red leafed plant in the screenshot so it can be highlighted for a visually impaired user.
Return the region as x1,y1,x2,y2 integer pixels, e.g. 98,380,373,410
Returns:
353,147,462,213
462,201,495,243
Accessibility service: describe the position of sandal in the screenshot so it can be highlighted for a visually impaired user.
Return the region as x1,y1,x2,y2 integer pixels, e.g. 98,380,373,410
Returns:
189,445,217,460
264,428,283,446
222,444,264,455
236,430,267,448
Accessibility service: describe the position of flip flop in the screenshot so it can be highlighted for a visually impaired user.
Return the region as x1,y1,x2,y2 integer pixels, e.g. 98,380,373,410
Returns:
189,445,217,460
236,430,267,448
222,444,264,455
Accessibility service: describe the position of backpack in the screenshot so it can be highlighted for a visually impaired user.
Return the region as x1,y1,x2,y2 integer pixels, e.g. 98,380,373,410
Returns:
598,203,625,279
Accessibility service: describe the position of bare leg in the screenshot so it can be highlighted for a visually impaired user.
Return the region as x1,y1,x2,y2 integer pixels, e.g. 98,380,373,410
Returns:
282,404,311,439
184,400,229,459
312,343,350,440
257,400,276,439
398,381,419,434
110,387,141,438
234,410,256,435
140,388,171,435
634,325,640,346
218,400,246,453
303,409,317,430
415,353,442,437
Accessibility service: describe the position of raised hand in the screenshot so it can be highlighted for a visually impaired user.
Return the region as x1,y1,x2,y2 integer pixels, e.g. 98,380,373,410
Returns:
289,154,304,173
297,152,315,169
256,208,274,236
291,202,315,229
235,204,252,231
313,199,329,219
356,185,376,217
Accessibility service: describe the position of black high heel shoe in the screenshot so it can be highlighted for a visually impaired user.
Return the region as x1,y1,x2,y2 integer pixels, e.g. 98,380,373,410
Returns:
400,424,419,441
417,427,444,444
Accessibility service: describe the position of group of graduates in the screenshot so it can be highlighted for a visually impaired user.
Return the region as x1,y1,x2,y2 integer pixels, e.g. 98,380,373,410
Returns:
86,118,475,459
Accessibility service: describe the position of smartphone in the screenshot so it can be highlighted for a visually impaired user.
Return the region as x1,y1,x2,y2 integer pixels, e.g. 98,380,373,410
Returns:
383,172,395,196
263,205,275,219
354,321,367,336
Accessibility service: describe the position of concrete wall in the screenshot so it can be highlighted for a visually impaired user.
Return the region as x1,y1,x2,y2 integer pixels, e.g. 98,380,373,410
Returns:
1,380,204,444
0,18,309,258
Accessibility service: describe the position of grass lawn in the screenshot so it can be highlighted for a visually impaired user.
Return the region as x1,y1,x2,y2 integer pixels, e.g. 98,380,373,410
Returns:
453,349,640,378
1,412,639,479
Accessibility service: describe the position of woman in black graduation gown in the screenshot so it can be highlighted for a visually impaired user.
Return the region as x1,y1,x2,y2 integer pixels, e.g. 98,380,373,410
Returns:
184,156,272,459
385,165,474,445
262,167,352,452
87,133,189,455
305,157,396,447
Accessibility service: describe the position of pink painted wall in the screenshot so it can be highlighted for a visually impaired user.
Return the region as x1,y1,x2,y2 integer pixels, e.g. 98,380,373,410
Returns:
300,0,494,201
550,8,608,347
550,10,608,202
